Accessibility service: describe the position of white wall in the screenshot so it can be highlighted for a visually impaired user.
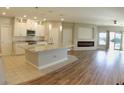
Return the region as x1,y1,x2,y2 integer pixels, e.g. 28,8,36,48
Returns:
98,26,124,32
74,23,97,50
0,17,13,55
0,17,12,25
62,22,74,47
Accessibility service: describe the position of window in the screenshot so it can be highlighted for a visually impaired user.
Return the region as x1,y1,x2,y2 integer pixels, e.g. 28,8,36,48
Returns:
99,32,107,45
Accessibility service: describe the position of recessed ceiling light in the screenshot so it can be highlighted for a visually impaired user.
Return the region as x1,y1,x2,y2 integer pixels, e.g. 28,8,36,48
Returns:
34,17,37,19
61,18,64,21
43,18,47,21
23,15,27,18
6,7,10,9
2,12,6,15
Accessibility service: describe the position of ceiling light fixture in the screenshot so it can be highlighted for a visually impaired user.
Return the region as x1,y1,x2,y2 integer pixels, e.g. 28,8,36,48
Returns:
34,17,37,20
2,12,6,15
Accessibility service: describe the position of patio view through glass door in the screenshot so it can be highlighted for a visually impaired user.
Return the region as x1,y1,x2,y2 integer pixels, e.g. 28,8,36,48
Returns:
109,32,122,50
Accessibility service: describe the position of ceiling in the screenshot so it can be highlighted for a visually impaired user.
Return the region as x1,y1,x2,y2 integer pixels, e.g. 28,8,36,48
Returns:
1,7,124,26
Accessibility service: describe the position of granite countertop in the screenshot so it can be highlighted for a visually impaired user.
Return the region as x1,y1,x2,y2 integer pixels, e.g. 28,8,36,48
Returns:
21,44,74,53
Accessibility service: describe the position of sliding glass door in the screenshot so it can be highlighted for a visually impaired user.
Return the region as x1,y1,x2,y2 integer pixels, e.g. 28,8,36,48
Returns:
98,32,107,45
98,31,122,50
114,32,122,50
109,32,122,50
98,32,108,49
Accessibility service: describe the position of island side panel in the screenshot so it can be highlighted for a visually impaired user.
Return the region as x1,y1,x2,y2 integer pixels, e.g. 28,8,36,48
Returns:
38,48,68,69
25,50,39,67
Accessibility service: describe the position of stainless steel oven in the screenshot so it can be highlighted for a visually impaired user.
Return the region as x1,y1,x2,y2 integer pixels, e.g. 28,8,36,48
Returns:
27,30,35,36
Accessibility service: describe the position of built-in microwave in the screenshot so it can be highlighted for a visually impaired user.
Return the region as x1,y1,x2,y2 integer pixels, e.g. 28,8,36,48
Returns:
27,30,35,36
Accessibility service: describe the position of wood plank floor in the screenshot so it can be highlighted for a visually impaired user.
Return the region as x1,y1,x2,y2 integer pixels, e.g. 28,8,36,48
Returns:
21,50,124,85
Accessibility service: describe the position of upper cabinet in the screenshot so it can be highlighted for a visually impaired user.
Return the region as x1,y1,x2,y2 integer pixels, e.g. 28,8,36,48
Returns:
14,18,45,36
14,22,26,36
35,25,45,36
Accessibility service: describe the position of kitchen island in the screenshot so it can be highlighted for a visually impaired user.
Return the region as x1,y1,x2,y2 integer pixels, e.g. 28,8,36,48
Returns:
24,45,72,70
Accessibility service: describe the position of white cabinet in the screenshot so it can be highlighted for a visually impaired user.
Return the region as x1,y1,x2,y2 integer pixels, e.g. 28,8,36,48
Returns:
37,42,47,45
14,22,27,36
14,18,45,37
35,25,45,36
26,19,33,30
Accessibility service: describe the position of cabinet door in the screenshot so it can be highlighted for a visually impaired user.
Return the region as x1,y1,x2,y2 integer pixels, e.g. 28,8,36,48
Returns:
36,25,45,36
14,23,26,36
21,23,27,36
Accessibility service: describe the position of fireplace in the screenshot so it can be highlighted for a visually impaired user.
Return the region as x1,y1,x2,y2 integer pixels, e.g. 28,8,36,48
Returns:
77,41,94,47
